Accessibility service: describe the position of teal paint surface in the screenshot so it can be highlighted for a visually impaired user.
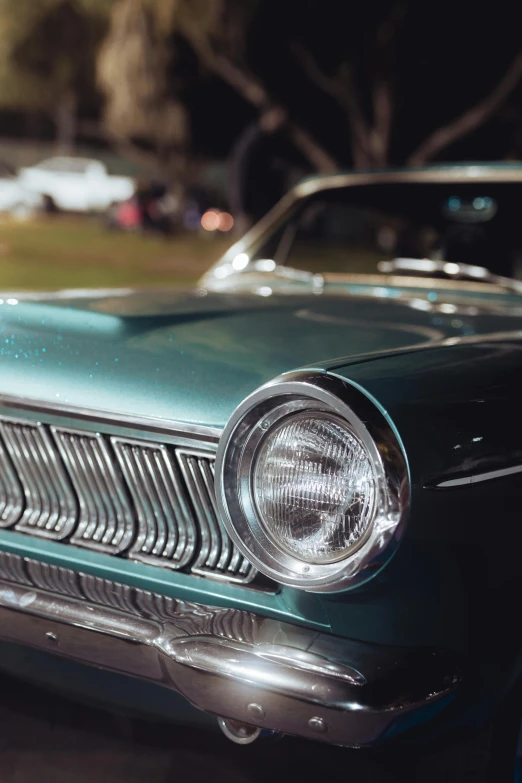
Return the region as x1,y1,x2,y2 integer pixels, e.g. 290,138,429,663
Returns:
1,284,522,429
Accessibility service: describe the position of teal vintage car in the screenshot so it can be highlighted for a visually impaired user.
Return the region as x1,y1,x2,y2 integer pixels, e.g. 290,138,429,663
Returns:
1,163,522,780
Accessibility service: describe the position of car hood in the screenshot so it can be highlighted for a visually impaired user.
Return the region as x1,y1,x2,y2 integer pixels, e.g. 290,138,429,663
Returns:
1,285,522,428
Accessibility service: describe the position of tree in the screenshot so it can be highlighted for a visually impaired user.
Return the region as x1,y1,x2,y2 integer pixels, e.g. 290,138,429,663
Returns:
97,0,191,186
123,0,522,224
289,1,522,169
0,0,108,152
171,0,338,174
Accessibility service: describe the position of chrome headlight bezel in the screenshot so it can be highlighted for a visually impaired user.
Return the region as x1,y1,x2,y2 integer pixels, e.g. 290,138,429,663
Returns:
215,372,410,593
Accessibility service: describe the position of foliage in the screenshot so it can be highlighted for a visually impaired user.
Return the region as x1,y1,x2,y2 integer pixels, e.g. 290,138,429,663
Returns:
97,0,189,178
0,0,109,149
133,0,522,171
1,0,522,181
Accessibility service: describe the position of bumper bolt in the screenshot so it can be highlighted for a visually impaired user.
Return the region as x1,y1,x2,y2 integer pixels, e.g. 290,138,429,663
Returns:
308,717,328,734
247,703,266,720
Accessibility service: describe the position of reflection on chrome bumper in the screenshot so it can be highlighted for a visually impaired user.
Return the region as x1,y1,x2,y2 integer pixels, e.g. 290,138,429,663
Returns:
0,552,460,746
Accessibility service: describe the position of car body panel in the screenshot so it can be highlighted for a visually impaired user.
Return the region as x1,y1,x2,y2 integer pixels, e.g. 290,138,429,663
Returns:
0,176,43,213
1,285,522,429
1,282,521,652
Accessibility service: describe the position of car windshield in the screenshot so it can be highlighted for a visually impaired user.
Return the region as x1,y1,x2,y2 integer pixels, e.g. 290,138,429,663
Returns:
246,181,522,282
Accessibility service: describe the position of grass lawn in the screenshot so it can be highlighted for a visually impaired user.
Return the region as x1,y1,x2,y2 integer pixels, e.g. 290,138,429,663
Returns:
0,216,233,291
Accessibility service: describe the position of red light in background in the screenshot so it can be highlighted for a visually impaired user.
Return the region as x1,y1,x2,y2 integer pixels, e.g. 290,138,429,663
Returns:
217,212,234,231
201,210,220,231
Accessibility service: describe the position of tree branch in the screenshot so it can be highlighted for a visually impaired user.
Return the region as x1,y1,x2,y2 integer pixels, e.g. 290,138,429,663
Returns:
285,121,338,172
408,52,522,166
368,4,405,166
292,42,373,168
368,79,393,165
180,25,338,173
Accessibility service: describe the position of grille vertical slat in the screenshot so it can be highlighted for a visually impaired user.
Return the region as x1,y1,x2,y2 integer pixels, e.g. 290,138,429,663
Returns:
12,428,51,530
112,438,196,568
199,458,232,571
135,449,165,553
0,436,23,528
0,421,77,539
25,428,60,531
52,428,135,554
0,551,31,584
177,450,255,584
179,454,216,571
25,558,83,599
0,416,258,587
56,432,101,540
80,573,137,613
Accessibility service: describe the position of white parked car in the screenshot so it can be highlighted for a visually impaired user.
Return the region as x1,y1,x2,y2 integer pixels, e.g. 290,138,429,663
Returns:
0,162,44,219
17,157,135,212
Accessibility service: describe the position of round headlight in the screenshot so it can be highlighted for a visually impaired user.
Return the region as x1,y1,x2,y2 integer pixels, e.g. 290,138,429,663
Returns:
253,412,376,564
215,372,409,592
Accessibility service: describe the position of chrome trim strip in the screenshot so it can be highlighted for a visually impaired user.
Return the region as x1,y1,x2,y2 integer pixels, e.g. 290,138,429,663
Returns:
0,394,222,445
323,272,521,295
435,463,522,488
292,166,522,199
324,329,522,372
0,551,460,747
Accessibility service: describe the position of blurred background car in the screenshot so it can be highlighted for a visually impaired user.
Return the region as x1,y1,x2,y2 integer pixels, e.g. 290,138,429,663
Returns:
105,181,235,237
0,160,44,219
17,156,135,212
105,180,179,234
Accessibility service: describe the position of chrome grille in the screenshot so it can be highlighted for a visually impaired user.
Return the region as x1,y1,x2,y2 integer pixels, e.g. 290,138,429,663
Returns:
0,416,255,585
178,450,252,581
0,437,23,528
112,438,196,568
0,420,77,539
52,428,135,554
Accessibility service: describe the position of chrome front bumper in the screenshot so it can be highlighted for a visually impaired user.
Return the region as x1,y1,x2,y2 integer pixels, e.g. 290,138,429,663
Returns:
0,552,460,746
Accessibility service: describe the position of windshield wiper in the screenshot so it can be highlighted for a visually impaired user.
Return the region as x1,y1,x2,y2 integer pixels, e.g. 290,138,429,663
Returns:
377,258,522,293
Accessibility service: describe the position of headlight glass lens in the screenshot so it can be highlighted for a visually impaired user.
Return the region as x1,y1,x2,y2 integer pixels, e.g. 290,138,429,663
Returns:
253,412,376,564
